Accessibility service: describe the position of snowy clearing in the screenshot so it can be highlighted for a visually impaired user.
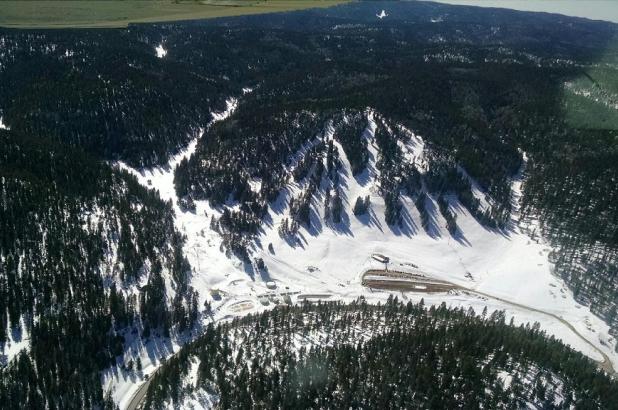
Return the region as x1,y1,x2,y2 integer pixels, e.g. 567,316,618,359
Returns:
155,44,167,58
0,317,30,365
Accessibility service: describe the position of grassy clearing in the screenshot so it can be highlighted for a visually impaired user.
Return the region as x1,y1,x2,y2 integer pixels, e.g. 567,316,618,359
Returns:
563,67,618,130
0,0,351,29
562,33,618,130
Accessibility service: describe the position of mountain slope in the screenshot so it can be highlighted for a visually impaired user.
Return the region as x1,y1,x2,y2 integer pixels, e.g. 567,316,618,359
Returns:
170,108,617,369
0,2,617,408
0,129,197,409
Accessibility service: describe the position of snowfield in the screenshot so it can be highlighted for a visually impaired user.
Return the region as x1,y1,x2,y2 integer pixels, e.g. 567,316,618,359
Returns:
111,106,617,408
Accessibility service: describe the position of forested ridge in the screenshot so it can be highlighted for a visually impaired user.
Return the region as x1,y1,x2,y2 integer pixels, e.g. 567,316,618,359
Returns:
0,1,617,407
0,129,199,409
0,30,232,167
144,299,618,409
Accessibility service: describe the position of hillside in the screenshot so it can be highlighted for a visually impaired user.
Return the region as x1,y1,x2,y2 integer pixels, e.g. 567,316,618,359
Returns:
143,300,618,409
116,105,618,396
0,129,200,408
0,1,617,409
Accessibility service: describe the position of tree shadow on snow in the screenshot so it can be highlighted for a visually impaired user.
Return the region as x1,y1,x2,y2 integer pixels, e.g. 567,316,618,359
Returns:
305,205,324,237
355,207,384,232
143,330,175,369
10,326,23,344
324,208,354,237
451,227,472,247
242,259,255,281
258,265,272,283
386,204,417,238
353,150,377,187
398,204,418,237
424,196,442,239
267,184,293,216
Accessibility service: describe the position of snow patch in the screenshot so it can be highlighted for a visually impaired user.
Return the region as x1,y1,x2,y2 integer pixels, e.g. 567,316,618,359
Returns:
155,44,167,59
1,318,30,365
0,116,9,130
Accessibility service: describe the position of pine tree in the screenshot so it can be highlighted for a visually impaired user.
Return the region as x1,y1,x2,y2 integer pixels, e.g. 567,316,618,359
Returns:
331,190,343,223
353,196,367,216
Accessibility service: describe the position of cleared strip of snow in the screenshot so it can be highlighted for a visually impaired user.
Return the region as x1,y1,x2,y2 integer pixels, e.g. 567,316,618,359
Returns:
363,275,440,284
116,97,237,205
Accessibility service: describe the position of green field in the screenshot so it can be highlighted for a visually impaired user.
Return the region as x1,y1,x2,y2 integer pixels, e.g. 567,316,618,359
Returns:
0,0,351,28
563,66,618,130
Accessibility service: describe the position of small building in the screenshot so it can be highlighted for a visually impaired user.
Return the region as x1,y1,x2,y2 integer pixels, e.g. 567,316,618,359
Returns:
372,253,389,264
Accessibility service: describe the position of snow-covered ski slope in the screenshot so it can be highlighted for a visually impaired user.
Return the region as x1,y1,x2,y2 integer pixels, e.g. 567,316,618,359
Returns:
113,105,616,408
253,112,617,368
